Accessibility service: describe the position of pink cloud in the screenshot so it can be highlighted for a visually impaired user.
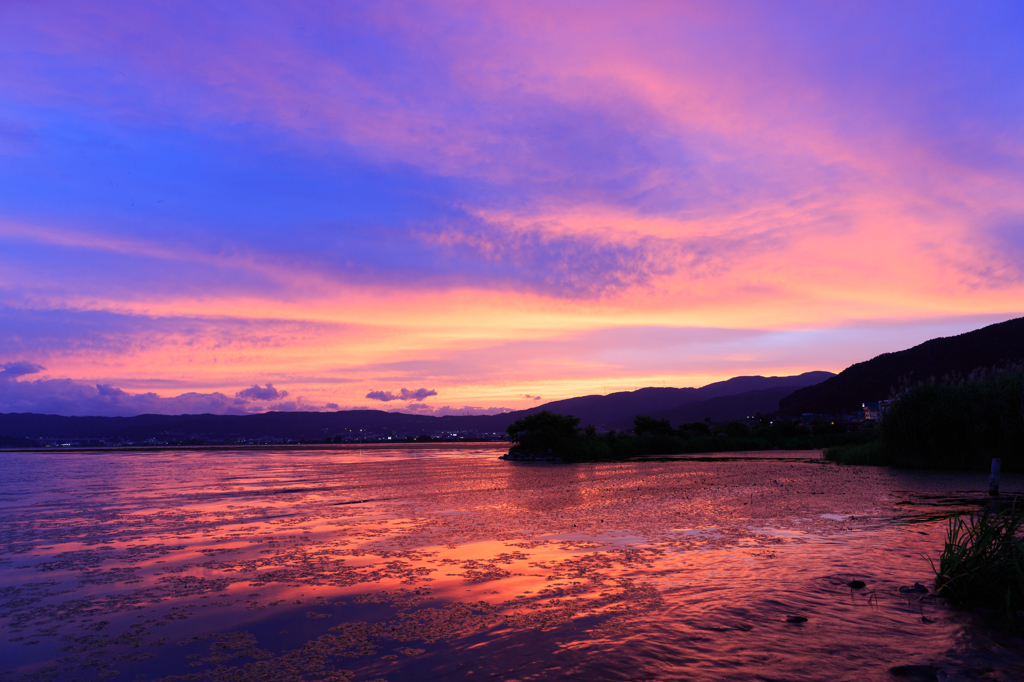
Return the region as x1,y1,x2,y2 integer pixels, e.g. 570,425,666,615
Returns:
236,384,289,401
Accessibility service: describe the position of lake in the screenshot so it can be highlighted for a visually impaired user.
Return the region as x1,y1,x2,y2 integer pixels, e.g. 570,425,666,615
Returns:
2,445,1022,681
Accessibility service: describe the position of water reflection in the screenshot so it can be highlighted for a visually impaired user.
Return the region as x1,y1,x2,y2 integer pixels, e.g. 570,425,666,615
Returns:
1,445,1022,681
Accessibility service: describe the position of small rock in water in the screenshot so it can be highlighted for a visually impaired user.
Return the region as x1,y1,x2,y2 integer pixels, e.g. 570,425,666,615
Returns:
888,664,938,680
921,616,934,623
785,615,807,623
847,580,866,589
897,583,929,594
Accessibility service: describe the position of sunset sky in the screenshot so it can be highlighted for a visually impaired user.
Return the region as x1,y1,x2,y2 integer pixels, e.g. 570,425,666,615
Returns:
2,1,1023,417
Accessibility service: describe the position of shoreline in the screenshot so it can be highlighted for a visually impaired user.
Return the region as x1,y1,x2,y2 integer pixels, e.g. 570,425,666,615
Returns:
0,441,510,454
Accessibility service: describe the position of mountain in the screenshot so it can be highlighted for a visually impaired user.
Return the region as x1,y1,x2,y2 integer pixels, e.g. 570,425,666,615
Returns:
0,371,833,443
523,372,833,428
779,317,1024,416
0,410,516,443
0,435,38,448
606,386,801,431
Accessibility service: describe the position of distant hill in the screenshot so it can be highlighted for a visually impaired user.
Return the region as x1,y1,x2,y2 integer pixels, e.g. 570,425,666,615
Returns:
0,371,833,443
0,410,516,443
530,372,833,428
0,435,38,448
606,386,800,431
779,317,1024,416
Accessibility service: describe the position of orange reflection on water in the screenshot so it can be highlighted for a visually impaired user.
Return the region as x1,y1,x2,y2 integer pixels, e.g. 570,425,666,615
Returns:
2,446,1023,680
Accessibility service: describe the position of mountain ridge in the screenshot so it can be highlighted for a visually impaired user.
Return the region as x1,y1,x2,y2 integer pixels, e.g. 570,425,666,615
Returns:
520,372,833,428
779,317,1024,416
607,386,804,431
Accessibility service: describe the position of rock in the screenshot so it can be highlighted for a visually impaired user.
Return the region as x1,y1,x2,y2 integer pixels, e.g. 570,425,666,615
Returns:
785,615,807,623
897,583,928,594
847,580,866,589
500,449,563,462
888,664,938,680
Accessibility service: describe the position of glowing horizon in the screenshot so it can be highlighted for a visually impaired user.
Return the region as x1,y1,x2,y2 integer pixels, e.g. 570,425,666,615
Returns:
2,1,1023,417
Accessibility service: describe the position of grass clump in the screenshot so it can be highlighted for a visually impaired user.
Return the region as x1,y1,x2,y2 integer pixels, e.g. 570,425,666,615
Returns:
930,504,1024,629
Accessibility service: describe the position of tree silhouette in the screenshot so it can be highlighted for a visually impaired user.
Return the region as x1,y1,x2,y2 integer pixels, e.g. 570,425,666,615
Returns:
506,411,581,454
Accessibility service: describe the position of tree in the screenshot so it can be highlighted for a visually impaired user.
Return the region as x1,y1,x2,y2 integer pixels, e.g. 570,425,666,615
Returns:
633,415,673,437
506,411,581,454
677,421,711,436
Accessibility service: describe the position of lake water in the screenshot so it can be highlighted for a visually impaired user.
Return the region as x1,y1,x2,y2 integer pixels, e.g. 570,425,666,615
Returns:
1,445,1022,681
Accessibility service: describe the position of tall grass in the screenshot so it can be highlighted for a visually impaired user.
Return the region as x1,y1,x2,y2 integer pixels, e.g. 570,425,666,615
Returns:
823,439,890,465
931,504,1024,629
881,365,1024,471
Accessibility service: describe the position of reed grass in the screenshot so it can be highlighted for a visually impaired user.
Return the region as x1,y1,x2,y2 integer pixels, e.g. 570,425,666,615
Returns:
882,365,1024,471
823,439,890,465
930,503,1024,628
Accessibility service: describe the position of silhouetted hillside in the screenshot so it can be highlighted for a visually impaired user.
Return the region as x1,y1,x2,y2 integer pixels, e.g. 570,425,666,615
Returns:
524,388,698,426
607,386,799,431
779,317,1024,416
0,410,517,442
520,372,832,428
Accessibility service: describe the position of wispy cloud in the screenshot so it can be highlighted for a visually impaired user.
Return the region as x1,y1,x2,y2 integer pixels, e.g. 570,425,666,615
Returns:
412,221,763,298
0,306,357,359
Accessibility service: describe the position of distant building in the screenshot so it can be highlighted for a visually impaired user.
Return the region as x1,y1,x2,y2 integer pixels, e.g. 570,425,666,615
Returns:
862,399,892,421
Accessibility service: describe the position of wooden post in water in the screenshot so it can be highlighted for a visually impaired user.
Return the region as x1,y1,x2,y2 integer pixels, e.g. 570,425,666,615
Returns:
989,458,1001,497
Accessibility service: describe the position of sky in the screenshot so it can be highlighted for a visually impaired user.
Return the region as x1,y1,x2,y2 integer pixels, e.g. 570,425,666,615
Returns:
1,0,1023,417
